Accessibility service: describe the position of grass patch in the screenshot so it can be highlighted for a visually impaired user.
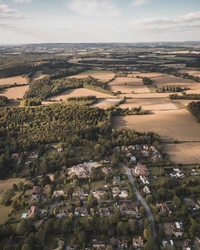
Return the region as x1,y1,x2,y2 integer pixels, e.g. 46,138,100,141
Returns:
171,101,186,109
0,204,12,224
90,180,105,190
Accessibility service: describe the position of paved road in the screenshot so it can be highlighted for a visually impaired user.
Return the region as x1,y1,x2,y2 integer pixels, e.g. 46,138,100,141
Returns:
121,163,158,248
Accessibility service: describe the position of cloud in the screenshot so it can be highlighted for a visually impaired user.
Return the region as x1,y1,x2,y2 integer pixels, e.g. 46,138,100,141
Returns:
0,4,31,20
0,4,17,14
130,12,200,32
14,0,32,3
131,0,150,7
66,0,120,18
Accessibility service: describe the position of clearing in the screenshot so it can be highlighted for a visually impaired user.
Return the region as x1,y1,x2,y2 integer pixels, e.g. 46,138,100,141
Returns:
31,70,48,80
112,109,200,142
0,76,27,86
51,88,114,101
0,85,29,99
68,69,115,82
162,143,200,164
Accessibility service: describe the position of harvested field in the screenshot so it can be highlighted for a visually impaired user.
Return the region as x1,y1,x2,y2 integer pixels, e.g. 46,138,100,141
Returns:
108,77,150,94
92,98,121,109
51,88,114,101
128,72,168,78
179,69,200,77
0,76,27,86
109,77,143,86
112,109,200,142
162,143,200,164
120,98,178,111
118,93,169,98
152,75,200,93
68,70,115,82
0,85,29,99
161,64,186,69
31,70,48,80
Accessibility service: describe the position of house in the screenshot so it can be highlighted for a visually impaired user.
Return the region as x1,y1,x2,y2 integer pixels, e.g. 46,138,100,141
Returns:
171,222,184,237
32,186,42,195
130,156,136,163
74,207,89,217
140,176,149,185
11,153,19,159
183,197,200,211
132,237,144,249
53,190,65,198
27,206,39,218
57,147,63,152
102,166,112,175
92,240,106,249
143,186,151,194
162,240,174,250
120,201,139,215
99,207,113,217
156,203,172,216
91,189,107,200
182,239,191,250
135,164,147,176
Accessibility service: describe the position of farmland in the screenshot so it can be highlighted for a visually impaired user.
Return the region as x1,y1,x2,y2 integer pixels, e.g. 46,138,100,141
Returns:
68,69,115,82
162,142,200,164
120,98,178,111
0,85,29,99
112,109,200,142
0,75,27,86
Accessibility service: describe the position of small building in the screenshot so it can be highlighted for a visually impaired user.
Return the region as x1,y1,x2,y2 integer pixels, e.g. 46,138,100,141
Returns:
132,236,144,249
135,164,147,176
27,206,39,218
143,186,151,194
92,240,106,249
171,222,184,237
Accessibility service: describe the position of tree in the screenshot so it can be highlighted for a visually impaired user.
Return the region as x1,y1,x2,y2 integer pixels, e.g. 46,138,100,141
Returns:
21,244,32,250
1,189,15,206
173,195,182,208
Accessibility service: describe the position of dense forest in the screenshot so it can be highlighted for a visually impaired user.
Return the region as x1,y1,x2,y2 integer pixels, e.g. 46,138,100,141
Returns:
24,75,113,100
0,103,159,179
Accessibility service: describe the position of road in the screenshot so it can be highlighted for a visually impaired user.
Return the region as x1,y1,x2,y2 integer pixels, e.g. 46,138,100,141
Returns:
121,163,158,248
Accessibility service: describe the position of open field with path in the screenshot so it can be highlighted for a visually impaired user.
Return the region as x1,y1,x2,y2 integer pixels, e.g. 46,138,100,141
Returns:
112,109,200,142
162,142,200,164
0,76,27,86
0,85,29,99
68,70,115,82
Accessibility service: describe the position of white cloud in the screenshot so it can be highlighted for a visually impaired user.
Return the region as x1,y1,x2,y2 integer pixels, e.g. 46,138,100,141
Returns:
66,0,120,18
130,12,200,32
0,4,17,14
131,0,150,7
0,4,31,20
14,0,32,3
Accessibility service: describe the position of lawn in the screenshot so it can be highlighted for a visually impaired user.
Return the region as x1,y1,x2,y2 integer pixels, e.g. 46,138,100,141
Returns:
0,203,12,224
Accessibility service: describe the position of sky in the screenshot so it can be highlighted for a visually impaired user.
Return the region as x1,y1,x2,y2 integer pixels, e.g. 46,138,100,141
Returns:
0,0,200,44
